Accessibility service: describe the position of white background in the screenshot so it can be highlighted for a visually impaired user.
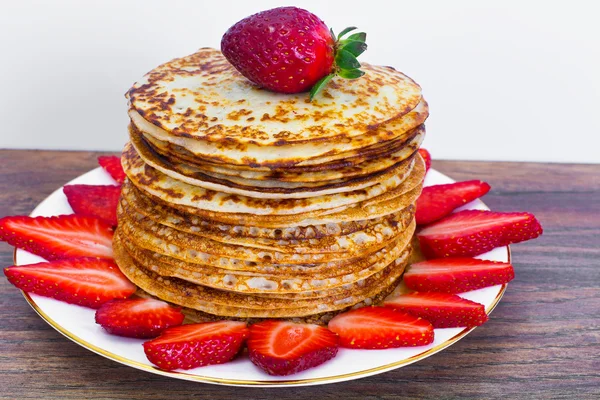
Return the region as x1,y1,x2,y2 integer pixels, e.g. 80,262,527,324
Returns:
0,0,598,163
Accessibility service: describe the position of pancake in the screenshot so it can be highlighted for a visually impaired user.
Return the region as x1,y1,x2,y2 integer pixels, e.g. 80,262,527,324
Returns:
127,48,422,146
137,276,404,326
116,216,414,290
140,284,401,326
141,121,424,174
118,203,416,264
120,234,409,285
130,125,422,199
120,227,405,278
130,99,428,168
114,233,410,319
119,195,414,254
123,154,425,228
140,124,424,182
119,230,412,295
122,141,419,215
132,124,423,187
122,179,414,240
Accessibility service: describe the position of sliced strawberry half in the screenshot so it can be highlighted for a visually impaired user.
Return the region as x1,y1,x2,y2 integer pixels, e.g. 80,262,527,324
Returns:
95,298,184,338
416,180,491,225
247,320,339,376
328,307,434,349
418,210,543,258
0,215,114,260
403,257,514,293
63,185,121,227
418,148,431,172
4,258,136,308
98,155,126,184
384,292,488,328
143,321,249,371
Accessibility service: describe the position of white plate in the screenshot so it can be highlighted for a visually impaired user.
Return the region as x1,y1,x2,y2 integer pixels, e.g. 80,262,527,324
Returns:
14,167,509,387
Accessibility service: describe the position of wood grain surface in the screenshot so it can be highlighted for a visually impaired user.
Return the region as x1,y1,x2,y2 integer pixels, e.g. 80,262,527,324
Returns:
0,149,598,400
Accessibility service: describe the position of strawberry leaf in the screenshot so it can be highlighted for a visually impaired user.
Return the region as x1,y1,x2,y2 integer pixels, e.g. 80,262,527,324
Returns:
309,25,368,101
347,32,366,42
335,49,361,70
340,40,368,57
309,73,335,101
337,26,357,39
338,69,365,79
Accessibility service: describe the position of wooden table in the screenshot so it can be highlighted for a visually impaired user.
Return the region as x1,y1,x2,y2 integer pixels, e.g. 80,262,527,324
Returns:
1,149,598,399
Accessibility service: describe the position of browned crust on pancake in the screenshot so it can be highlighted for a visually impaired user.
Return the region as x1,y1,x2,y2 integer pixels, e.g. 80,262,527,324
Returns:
130,125,419,195
120,154,424,228
118,198,415,264
119,196,415,255
136,275,404,326
116,233,409,323
135,122,424,173
122,179,415,240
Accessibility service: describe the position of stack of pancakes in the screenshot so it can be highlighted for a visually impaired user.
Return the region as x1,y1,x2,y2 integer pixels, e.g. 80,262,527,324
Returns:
114,48,429,325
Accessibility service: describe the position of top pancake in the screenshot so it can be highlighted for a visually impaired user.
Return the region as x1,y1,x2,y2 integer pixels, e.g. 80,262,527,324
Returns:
127,48,423,148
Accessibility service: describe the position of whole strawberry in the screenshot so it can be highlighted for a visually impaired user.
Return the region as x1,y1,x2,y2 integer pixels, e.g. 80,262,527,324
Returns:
221,6,367,99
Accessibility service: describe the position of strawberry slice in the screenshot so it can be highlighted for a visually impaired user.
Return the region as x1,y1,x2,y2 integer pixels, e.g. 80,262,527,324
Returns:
247,320,339,376
4,258,136,308
0,215,114,260
418,148,431,172
63,185,121,226
98,155,126,184
403,258,514,293
328,307,434,349
95,298,184,338
416,180,491,225
418,210,543,258
143,321,249,371
384,292,488,328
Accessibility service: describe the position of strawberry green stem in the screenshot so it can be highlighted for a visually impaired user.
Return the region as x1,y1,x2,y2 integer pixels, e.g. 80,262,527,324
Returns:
310,26,368,101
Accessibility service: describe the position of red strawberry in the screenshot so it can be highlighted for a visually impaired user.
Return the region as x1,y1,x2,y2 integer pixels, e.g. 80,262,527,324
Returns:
221,7,367,99
416,180,491,225
328,307,434,349
247,320,338,376
63,185,121,226
418,210,543,258
403,258,514,293
384,292,488,328
418,148,431,172
143,321,249,371
0,215,114,260
98,155,126,184
95,298,184,338
4,258,136,308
